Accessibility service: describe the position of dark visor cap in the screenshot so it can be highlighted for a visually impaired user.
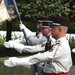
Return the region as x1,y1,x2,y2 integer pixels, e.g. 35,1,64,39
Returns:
38,16,50,23
42,20,53,28
51,17,70,27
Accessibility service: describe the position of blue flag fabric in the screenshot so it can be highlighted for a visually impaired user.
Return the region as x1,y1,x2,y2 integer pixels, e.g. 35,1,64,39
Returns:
0,0,17,24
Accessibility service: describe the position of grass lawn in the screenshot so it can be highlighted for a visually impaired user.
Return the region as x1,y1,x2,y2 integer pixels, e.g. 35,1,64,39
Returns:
0,57,31,75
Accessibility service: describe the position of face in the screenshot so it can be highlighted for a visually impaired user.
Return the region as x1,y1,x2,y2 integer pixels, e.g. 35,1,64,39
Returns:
51,26,59,39
41,27,51,36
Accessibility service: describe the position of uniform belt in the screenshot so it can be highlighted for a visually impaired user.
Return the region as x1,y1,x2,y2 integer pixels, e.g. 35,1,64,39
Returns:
43,72,68,75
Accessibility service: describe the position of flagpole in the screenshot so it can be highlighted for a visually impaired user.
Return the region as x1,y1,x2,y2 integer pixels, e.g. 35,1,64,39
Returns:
12,0,28,45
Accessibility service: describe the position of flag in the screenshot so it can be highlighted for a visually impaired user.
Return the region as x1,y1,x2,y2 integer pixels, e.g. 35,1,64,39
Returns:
0,0,17,24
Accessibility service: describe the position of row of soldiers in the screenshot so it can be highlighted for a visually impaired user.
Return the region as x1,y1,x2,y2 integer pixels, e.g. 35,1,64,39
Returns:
4,16,72,75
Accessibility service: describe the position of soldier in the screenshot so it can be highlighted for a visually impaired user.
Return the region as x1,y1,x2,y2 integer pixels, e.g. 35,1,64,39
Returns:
7,16,49,45
4,20,55,53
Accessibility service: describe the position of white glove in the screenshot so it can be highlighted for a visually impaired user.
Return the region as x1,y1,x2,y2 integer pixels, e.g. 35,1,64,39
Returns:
4,57,19,67
19,23,26,30
72,48,75,53
4,41,15,48
19,23,32,38
4,42,25,53
4,57,31,69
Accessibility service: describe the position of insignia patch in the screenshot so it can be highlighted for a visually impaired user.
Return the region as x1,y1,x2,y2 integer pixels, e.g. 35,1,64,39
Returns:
41,44,45,47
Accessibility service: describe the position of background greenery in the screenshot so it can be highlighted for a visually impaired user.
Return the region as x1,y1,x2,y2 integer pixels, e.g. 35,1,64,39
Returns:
0,0,75,33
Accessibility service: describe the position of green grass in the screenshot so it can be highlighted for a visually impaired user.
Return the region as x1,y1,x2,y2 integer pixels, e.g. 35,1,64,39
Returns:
0,38,5,45
0,57,31,75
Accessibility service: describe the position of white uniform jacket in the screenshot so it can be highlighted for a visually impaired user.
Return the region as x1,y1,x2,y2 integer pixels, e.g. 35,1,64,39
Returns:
28,32,47,45
28,37,72,73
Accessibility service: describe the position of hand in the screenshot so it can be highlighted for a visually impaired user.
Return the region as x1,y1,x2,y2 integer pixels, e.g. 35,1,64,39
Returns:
4,57,18,67
4,42,25,53
4,57,31,69
19,23,32,38
19,23,26,30
4,41,15,48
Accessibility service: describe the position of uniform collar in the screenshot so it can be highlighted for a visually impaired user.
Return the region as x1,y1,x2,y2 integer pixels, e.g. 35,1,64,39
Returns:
56,36,67,43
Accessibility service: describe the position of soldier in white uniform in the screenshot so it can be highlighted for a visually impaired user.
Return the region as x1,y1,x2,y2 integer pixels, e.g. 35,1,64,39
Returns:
4,17,72,75
7,16,49,45
4,20,54,53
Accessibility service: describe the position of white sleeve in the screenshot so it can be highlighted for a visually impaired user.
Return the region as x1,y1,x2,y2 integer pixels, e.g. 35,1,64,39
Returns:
17,57,31,69
28,33,47,45
23,44,45,53
23,26,33,38
29,44,65,65
4,41,45,53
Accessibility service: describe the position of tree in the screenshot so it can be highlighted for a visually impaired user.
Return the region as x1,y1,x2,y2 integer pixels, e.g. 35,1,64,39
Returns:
0,0,75,32
15,0,75,32
16,0,75,19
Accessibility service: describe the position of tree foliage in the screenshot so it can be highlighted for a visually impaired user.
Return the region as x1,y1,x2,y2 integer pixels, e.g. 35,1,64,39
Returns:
0,0,75,33
16,0,75,20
